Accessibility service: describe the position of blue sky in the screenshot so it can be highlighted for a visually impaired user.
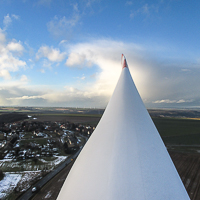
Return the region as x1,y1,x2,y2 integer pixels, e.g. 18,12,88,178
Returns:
1,0,200,108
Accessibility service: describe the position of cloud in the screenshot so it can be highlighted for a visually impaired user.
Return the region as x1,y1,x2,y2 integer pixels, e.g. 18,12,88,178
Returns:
36,45,66,62
0,29,6,43
126,1,133,6
62,38,200,108
81,75,86,80
66,52,91,67
153,99,194,104
7,40,24,53
59,40,68,45
130,3,159,19
85,0,99,7
0,48,26,72
177,99,194,103
0,70,11,80
3,14,19,30
20,75,28,82
47,4,80,37
37,0,52,6
65,39,147,96
40,69,45,73
0,27,26,80
0,29,199,109
47,14,80,37
74,75,86,80
3,84,107,107
7,95,43,100
181,69,190,72
11,14,20,20
3,14,12,30
153,99,178,104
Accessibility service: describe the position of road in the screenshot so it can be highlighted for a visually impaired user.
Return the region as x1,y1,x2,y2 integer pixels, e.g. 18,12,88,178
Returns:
18,149,81,200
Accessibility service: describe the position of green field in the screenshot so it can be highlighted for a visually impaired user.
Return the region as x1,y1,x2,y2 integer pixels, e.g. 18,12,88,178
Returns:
152,117,200,146
153,117,200,136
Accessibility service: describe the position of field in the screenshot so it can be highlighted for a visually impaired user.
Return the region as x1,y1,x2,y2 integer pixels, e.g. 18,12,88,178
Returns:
32,113,200,148
170,151,200,200
2,109,200,199
153,117,200,137
152,118,200,152
26,113,200,200
30,113,102,126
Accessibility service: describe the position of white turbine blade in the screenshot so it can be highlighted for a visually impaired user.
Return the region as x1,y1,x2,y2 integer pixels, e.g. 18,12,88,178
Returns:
57,55,190,200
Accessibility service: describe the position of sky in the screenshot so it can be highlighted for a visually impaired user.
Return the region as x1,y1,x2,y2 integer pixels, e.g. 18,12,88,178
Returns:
1,0,200,109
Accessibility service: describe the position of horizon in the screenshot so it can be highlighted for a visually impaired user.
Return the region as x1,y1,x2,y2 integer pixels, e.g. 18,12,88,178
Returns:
1,106,200,112
0,1,200,109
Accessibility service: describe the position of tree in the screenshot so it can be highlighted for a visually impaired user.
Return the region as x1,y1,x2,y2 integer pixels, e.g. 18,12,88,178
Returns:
0,170,4,181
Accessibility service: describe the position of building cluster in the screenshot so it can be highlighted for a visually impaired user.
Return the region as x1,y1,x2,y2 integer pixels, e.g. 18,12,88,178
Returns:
0,118,95,161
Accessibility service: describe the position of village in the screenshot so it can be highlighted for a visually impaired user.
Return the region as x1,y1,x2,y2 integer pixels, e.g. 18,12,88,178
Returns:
0,115,95,159
0,114,95,199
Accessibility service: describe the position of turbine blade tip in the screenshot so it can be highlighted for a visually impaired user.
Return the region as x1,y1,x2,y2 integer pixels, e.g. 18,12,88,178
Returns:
121,54,128,69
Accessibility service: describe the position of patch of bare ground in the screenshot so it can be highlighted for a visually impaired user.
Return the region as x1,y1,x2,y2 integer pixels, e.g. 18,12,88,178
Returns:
169,151,200,200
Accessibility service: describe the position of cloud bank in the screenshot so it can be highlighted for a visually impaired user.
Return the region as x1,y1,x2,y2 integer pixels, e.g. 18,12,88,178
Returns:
0,14,200,109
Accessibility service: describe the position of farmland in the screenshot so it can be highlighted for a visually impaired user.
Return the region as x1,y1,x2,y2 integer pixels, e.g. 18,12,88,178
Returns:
1,108,200,199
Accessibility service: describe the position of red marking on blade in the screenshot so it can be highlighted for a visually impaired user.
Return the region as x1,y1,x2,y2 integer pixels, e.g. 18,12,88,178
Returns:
122,58,127,69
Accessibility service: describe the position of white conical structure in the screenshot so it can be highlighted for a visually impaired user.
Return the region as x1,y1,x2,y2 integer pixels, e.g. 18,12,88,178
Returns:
57,55,190,200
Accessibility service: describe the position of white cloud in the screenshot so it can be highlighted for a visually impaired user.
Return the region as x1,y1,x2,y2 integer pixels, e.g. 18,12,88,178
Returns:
3,14,12,29
59,40,68,45
0,70,11,80
62,39,200,108
0,50,26,71
0,29,6,43
153,99,177,104
3,14,20,30
11,14,20,20
74,75,86,80
7,40,24,52
47,4,80,37
20,75,28,82
64,39,147,100
181,69,190,72
7,95,43,100
126,1,133,6
66,52,91,67
81,75,86,80
40,69,45,73
130,3,159,19
0,32,199,108
153,99,194,104
36,45,66,62
47,15,80,37
0,28,26,80
85,0,99,7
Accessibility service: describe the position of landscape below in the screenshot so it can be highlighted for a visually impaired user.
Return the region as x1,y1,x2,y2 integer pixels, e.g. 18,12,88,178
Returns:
1,107,200,199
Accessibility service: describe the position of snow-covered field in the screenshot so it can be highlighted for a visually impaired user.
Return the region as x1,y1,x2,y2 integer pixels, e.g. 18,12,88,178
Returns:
53,156,67,165
18,171,42,192
0,156,67,199
0,173,22,199
0,156,67,171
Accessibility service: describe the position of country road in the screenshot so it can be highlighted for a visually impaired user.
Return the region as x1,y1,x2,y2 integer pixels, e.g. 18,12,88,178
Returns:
17,149,81,200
